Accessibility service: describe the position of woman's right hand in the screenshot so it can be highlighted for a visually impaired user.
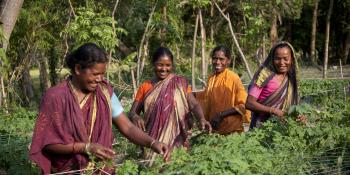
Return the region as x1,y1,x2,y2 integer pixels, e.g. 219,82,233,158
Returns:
130,114,145,131
86,143,116,160
271,108,285,122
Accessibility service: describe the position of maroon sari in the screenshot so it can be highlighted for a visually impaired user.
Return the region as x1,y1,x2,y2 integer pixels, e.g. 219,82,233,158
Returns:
143,74,192,150
29,79,114,174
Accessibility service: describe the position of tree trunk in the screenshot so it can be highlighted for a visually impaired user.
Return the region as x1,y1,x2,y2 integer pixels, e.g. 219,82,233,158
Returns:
344,33,350,64
38,52,50,92
323,0,333,79
191,14,199,91
310,0,319,64
0,0,24,108
160,5,167,46
198,9,207,81
48,47,59,86
0,0,24,51
270,9,278,45
21,66,35,106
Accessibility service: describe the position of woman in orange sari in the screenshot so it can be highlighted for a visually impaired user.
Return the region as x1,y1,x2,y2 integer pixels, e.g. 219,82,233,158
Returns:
129,47,211,155
196,45,250,135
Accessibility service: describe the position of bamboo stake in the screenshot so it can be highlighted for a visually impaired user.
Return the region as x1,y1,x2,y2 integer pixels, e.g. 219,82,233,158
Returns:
137,0,158,87
107,0,120,82
214,1,253,79
131,69,137,99
198,9,207,81
340,59,343,79
191,14,199,91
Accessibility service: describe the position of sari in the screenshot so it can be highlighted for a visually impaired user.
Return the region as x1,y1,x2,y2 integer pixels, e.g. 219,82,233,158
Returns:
196,68,250,134
248,41,299,128
139,74,192,150
29,78,114,174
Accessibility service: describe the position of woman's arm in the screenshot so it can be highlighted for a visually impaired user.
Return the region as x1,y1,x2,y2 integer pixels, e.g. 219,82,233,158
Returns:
128,101,145,131
112,113,170,159
44,142,115,160
187,93,212,132
245,95,284,117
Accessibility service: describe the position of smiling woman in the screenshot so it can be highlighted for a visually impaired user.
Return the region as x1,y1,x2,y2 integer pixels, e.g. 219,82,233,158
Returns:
196,45,251,135
29,43,169,174
129,47,211,159
245,41,299,129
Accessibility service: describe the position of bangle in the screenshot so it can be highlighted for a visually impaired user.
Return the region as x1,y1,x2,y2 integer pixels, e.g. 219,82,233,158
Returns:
149,139,156,148
84,142,91,154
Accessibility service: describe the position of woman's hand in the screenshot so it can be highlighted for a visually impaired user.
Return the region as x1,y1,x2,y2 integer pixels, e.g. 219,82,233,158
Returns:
130,114,145,131
86,143,115,160
271,108,286,122
150,141,171,161
199,119,212,133
210,112,223,130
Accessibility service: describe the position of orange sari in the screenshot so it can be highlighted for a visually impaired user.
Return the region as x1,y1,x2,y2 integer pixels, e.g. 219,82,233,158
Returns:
197,69,250,134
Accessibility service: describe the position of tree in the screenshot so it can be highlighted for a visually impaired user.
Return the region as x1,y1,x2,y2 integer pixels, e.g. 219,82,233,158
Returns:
323,0,334,78
310,0,319,63
0,0,24,108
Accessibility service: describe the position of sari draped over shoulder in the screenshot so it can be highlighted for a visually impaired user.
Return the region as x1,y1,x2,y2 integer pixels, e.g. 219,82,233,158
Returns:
143,74,192,149
196,69,250,135
29,79,114,174
248,41,299,129
249,68,295,128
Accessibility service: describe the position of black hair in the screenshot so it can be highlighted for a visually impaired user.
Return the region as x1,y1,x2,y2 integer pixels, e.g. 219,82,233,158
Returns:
211,45,231,60
151,47,174,65
66,43,107,71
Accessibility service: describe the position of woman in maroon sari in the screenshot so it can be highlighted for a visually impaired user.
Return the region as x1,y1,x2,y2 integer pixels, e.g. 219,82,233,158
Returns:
29,43,169,174
129,47,211,159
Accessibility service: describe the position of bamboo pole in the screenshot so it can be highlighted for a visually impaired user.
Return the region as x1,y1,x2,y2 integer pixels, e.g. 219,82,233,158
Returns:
214,2,252,79
191,14,199,91
340,59,343,79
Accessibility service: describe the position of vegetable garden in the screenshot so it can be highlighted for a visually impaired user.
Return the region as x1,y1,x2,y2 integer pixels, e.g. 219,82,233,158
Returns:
1,79,349,175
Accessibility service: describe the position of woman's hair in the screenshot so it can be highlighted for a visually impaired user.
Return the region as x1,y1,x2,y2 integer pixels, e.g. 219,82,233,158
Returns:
66,43,107,71
211,45,231,59
151,47,174,64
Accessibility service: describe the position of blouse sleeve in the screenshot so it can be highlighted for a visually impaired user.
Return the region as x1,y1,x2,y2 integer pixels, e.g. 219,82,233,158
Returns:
248,83,263,99
111,92,124,118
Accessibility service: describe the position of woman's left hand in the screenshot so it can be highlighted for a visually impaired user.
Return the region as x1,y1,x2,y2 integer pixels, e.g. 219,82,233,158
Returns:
199,119,212,133
150,141,171,161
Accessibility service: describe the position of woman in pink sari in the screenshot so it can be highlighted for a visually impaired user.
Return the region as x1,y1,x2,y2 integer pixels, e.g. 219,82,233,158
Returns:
246,41,299,128
129,47,211,157
29,43,169,174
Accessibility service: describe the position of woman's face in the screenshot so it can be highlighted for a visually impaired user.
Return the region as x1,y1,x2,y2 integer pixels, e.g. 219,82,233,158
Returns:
273,47,293,75
74,63,106,92
154,56,173,80
212,50,230,74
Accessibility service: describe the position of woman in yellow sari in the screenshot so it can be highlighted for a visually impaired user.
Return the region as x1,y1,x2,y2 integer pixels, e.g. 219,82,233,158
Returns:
196,45,250,135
